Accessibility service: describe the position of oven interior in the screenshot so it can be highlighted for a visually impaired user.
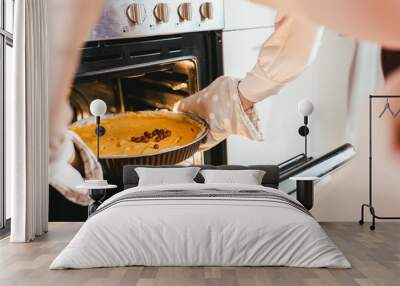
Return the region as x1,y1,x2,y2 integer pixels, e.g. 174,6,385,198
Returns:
70,58,199,122
70,57,203,166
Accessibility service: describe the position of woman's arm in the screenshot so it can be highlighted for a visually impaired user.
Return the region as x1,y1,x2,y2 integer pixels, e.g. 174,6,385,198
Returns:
47,0,105,203
48,0,105,162
251,0,400,49
176,13,323,149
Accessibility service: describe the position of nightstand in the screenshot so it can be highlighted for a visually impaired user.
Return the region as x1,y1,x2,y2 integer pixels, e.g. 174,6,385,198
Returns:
77,183,117,216
289,177,320,210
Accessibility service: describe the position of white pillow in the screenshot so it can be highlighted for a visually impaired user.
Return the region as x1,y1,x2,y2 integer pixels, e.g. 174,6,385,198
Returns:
200,169,266,185
135,167,200,186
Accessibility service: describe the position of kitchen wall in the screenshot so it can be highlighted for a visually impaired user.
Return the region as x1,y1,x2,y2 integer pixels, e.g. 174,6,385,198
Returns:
311,43,400,222
222,0,356,165
223,0,275,30
224,29,356,164
223,1,400,222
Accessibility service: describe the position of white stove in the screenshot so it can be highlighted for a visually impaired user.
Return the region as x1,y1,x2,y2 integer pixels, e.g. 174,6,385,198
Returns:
90,0,225,41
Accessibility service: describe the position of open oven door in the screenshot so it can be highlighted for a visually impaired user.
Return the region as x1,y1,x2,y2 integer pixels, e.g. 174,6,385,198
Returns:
278,144,356,195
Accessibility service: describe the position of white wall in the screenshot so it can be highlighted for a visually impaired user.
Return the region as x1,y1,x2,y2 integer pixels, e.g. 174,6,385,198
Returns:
311,42,400,222
223,20,400,222
224,29,356,165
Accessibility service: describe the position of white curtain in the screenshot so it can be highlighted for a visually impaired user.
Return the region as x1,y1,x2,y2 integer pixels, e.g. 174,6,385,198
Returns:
10,0,48,242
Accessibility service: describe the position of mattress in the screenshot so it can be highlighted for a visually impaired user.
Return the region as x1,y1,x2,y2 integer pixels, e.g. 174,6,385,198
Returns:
50,183,350,269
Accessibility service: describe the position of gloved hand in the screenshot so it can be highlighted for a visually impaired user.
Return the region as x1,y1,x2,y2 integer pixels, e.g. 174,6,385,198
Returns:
49,131,103,205
174,76,263,150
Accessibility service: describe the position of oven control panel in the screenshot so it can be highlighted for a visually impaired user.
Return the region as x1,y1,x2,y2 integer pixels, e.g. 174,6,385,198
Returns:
90,0,225,41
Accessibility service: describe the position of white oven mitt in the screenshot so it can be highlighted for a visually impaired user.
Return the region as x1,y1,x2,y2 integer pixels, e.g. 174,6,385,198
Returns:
49,131,103,206
174,76,263,150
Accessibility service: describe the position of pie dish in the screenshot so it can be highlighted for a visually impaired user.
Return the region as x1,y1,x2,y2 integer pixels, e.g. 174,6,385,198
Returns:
70,111,208,176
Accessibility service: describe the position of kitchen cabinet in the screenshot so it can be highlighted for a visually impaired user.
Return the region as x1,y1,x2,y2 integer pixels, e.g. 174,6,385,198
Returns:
223,27,274,78
224,0,276,31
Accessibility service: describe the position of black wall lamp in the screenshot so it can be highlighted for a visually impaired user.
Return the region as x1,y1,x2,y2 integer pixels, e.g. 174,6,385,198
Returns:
297,99,314,158
90,99,107,160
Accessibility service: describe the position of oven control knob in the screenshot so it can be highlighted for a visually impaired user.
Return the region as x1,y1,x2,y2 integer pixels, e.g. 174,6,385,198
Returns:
154,3,170,23
178,3,193,21
200,2,213,20
126,3,146,25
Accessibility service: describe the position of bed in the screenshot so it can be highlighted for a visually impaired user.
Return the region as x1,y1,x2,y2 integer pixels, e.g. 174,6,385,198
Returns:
50,165,350,269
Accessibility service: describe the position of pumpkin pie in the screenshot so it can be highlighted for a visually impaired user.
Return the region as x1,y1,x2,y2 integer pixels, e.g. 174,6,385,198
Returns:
70,111,206,157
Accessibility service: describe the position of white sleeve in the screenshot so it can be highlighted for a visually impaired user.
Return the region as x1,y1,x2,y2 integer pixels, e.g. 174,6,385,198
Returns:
239,13,323,102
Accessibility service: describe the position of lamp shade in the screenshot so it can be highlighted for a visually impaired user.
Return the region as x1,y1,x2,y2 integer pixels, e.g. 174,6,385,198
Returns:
297,99,314,117
90,99,107,116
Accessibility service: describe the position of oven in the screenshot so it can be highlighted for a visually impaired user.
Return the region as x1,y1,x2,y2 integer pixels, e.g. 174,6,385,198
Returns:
71,31,226,166
50,0,227,221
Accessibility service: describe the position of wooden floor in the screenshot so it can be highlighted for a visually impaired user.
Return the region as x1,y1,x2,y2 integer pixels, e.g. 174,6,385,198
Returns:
0,222,399,286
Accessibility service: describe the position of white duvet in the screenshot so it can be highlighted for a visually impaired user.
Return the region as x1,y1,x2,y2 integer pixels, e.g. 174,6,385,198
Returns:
50,183,350,269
